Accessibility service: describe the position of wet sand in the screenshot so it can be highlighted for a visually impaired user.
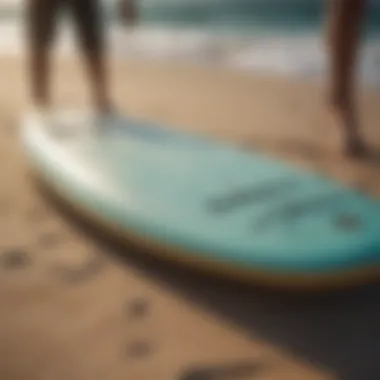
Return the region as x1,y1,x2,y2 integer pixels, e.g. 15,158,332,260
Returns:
0,55,379,380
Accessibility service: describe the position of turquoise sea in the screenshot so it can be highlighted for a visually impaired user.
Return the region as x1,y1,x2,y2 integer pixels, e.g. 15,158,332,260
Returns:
135,0,380,37
0,0,379,86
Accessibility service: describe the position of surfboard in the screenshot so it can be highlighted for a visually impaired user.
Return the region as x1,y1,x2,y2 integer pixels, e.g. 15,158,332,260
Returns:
21,109,380,288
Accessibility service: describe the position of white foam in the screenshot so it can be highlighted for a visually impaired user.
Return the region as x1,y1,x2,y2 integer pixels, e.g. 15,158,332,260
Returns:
0,20,24,55
109,26,235,62
229,35,380,87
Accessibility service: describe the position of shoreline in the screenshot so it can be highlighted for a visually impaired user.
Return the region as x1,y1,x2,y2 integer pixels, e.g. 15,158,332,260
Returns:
0,21,379,89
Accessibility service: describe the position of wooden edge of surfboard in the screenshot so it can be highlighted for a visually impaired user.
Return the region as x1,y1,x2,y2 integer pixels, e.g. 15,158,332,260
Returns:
27,165,380,292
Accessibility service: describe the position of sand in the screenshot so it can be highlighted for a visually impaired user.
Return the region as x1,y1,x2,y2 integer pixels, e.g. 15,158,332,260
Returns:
0,54,380,380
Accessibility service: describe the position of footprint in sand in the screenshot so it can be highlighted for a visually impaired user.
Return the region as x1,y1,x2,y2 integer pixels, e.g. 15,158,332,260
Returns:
123,299,152,359
51,253,106,284
1,248,31,269
125,298,150,320
125,341,153,359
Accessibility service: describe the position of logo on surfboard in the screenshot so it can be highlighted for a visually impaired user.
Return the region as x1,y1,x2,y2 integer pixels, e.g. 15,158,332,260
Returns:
207,177,362,232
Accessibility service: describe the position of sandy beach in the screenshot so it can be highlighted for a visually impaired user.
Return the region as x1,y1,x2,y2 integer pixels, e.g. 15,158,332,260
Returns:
0,53,380,380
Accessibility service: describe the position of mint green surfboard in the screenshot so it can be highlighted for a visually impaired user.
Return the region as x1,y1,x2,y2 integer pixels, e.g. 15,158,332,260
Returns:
22,110,380,285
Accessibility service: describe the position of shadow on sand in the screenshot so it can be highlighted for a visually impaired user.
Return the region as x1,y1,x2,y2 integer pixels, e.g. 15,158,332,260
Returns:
36,176,380,380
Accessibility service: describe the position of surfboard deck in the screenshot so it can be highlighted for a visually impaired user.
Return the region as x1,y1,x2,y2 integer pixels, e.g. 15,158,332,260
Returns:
21,109,380,287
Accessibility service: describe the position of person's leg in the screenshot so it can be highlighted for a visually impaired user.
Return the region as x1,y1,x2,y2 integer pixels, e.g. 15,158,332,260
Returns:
326,0,367,156
119,0,138,28
70,0,112,113
26,0,60,109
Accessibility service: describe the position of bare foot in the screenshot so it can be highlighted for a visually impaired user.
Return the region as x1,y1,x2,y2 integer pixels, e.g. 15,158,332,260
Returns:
96,100,114,116
93,91,115,115
327,101,368,158
345,137,368,158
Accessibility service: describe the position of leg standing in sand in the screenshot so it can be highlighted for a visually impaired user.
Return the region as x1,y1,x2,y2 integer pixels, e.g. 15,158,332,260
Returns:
27,0,112,113
326,0,368,156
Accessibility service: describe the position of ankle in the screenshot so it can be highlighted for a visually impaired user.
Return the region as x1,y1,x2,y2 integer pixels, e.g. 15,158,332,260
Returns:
328,87,356,109
32,96,50,110
95,97,112,114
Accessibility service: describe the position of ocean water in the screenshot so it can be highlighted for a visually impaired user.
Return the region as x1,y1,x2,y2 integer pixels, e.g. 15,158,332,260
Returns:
0,0,379,86
136,0,380,35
